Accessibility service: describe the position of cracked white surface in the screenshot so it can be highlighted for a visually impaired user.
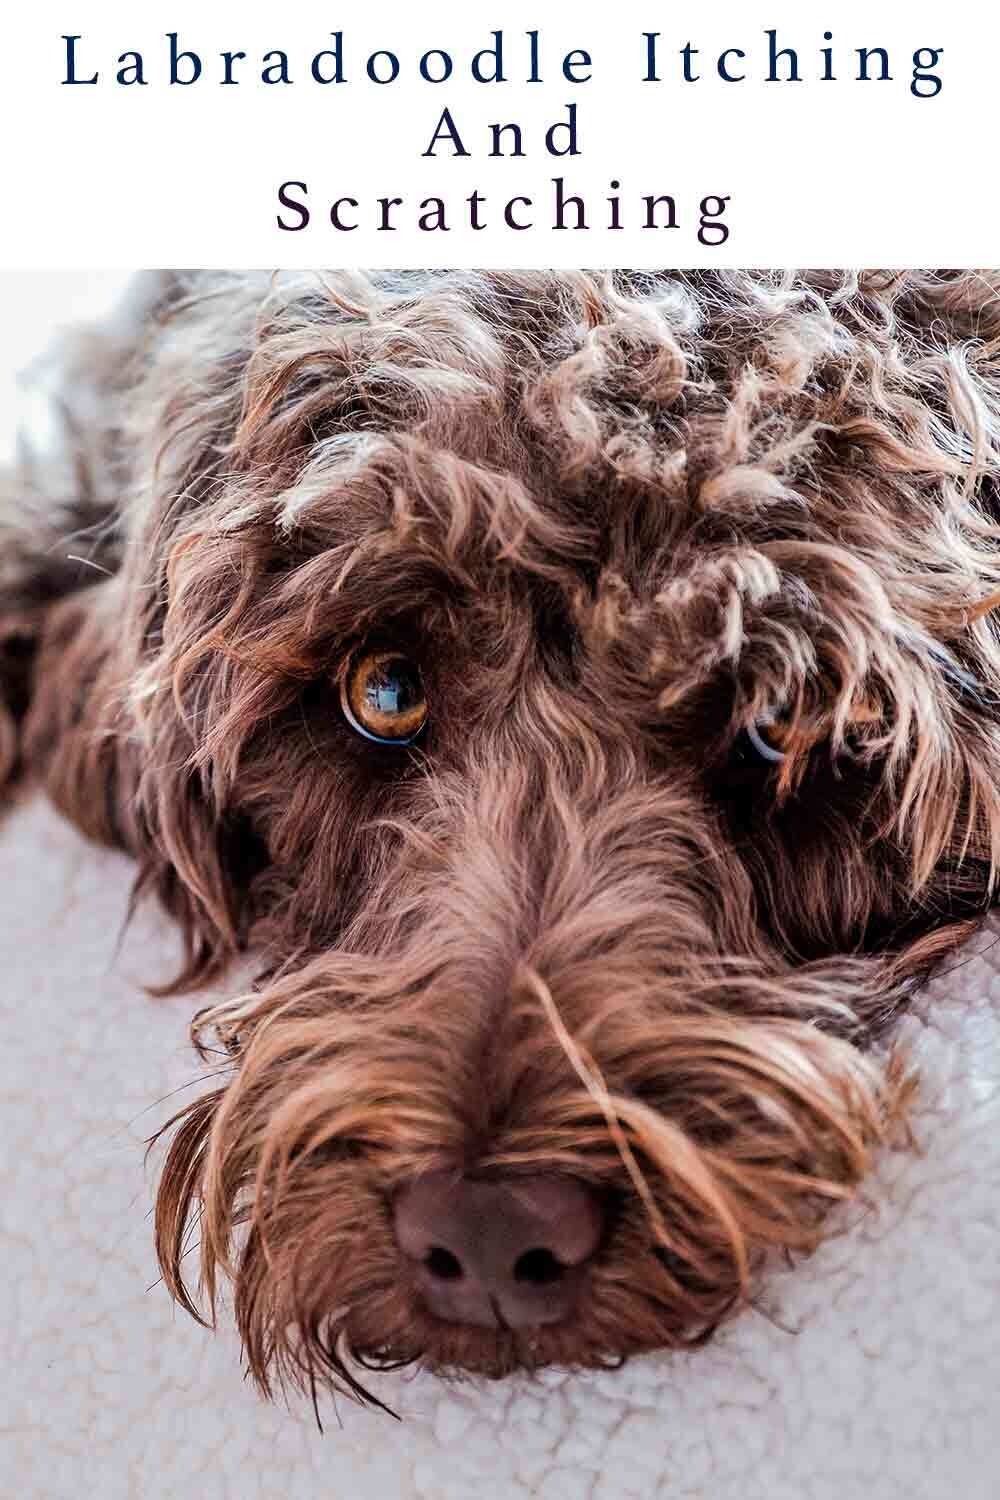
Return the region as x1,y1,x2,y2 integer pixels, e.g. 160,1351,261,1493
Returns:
2,791,999,1498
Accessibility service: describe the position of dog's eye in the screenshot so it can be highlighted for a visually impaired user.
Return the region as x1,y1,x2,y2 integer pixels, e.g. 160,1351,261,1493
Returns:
340,650,427,745
734,719,787,767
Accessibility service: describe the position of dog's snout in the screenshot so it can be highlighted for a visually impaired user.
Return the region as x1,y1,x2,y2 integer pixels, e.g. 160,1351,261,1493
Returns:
393,1171,605,1329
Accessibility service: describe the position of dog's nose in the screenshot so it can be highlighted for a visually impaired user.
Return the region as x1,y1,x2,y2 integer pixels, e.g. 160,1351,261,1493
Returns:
393,1171,605,1329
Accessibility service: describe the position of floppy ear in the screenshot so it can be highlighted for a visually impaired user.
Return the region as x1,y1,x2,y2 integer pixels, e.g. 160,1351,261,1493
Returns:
130,532,270,991
20,563,264,992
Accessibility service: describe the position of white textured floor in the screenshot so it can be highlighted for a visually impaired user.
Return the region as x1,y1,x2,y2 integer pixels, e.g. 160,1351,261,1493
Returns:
2,789,999,1499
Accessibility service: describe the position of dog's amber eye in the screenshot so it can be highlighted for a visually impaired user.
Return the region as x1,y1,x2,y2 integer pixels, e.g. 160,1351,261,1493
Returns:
340,650,427,745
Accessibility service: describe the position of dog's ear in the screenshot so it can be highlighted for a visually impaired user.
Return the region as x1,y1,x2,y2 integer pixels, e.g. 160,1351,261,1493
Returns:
11,565,253,991
122,528,270,991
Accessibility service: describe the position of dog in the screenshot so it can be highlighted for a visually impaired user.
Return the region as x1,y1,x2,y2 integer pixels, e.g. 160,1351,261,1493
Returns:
4,269,1000,1410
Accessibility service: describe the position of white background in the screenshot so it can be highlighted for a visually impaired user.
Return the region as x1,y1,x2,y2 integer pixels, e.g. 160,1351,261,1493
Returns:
1,2,995,266
0,271,129,462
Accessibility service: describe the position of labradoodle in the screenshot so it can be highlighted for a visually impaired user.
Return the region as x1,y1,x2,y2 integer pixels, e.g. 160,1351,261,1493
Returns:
4,269,1000,1409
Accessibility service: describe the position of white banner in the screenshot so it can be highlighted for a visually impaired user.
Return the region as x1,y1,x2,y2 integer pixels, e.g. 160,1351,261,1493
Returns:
2,1,992,266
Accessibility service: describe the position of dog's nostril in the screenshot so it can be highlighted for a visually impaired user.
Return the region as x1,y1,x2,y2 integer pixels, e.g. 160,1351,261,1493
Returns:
513,1248,564,1286
424,1246,464,1281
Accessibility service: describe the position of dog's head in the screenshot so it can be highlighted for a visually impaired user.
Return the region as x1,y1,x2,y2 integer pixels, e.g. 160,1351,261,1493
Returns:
104,270,1000,1404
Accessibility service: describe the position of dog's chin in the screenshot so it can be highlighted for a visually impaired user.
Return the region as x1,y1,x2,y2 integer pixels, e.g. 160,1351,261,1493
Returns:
343,1296,661,1389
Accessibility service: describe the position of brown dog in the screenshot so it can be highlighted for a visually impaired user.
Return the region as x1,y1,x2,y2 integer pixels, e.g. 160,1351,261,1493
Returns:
4,270,1000,1408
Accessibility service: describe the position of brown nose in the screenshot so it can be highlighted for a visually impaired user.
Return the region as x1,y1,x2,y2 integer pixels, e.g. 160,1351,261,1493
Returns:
393,1171,605,1329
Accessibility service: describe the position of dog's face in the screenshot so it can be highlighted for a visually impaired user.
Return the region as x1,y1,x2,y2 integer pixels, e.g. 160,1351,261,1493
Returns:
42,271,1000,1404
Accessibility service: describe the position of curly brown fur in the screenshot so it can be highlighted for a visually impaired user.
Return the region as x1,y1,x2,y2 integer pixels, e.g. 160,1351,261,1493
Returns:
7,268,1000,1407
